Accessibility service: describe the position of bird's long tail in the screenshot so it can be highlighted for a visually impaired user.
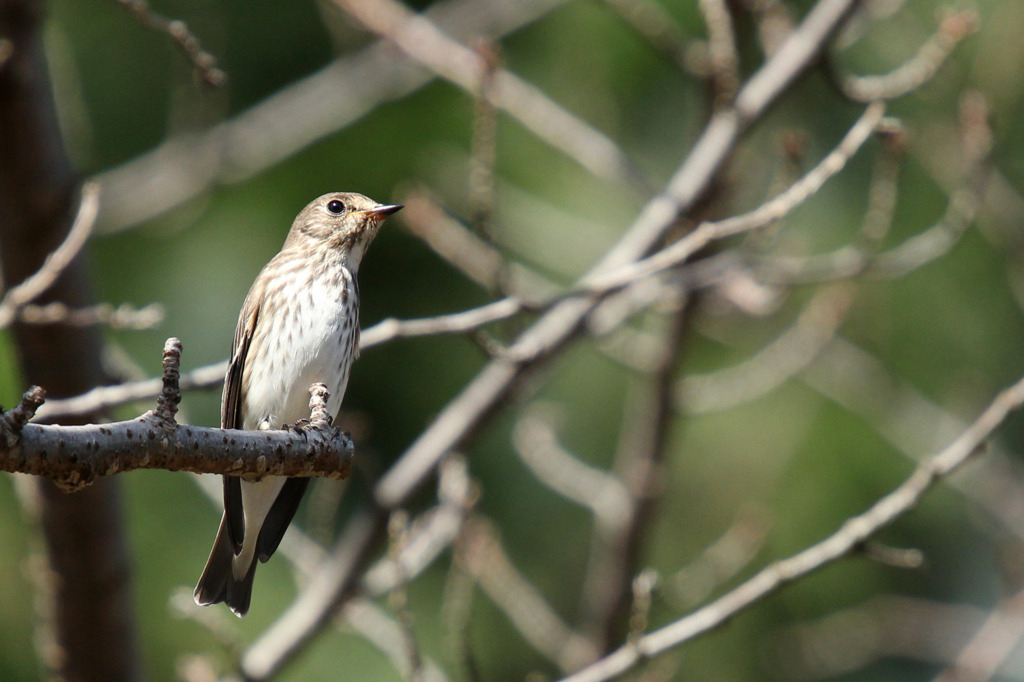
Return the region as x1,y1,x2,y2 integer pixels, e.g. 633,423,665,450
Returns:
194,514,257,617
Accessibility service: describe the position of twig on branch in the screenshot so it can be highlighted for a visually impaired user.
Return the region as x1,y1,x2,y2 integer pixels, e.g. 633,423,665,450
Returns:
16,301,164,329
113,0,226,86
0,385,46,444
35,361,227,421
0,182,100,329
556,369,1024,682
0,338,352,492
835,9,977,103
468,39,501,240
625,568,658,642
698,0,740,106
155,337,183,422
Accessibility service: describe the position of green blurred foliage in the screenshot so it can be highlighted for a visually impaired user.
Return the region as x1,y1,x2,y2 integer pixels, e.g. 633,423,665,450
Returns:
3,0,1024,680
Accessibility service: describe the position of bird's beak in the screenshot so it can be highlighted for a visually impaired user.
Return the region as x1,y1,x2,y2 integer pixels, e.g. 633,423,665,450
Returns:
364,204,403,218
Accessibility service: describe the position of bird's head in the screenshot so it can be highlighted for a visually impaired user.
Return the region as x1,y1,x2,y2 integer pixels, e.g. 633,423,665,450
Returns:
286,192,403,268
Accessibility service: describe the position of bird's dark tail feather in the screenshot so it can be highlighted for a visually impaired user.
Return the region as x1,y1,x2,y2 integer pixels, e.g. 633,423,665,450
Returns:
194,514,257,617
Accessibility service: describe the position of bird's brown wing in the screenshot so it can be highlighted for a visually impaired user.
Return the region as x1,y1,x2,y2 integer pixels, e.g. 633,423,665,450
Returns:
222,293,259,431
221,289,261,552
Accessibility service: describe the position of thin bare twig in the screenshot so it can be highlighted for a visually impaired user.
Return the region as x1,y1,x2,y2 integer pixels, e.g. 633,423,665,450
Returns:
362,299,527,348
17,302,164,329
0,182,100,328
114,0,226,86
468,40,501,241
836,9,977,102
698,0,740,106
35,361,227,421
580,101,886,296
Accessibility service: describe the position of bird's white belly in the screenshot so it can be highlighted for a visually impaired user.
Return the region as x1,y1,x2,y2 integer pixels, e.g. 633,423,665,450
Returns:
243,269,358,430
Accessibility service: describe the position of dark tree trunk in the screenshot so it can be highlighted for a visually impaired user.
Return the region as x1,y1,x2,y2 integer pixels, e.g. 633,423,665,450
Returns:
0,1,141,680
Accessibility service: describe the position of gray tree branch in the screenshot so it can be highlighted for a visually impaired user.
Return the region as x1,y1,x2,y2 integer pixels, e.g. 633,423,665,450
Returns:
0,339,353,491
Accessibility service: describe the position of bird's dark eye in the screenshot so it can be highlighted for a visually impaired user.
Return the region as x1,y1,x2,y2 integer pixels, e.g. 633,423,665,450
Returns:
327,200,346,214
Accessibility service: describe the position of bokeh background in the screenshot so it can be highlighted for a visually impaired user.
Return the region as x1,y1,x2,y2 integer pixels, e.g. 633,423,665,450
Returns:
3,0,1024,680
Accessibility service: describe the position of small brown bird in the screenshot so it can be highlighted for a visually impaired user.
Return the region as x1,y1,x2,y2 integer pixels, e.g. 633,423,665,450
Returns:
194,192,401,616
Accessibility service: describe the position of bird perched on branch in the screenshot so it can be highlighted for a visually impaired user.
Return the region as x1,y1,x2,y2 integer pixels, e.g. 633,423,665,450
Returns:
194,192,402,616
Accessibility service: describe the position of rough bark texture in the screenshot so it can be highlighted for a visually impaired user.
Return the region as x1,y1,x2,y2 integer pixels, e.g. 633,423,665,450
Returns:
0,1,141,680
0,410,355,491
